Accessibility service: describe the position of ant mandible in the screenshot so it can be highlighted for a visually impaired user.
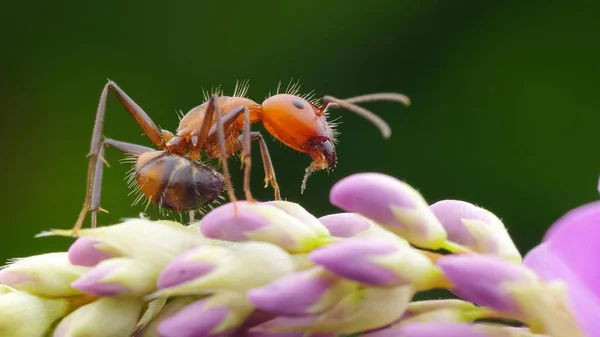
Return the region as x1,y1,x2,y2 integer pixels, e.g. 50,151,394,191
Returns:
72,80,410,232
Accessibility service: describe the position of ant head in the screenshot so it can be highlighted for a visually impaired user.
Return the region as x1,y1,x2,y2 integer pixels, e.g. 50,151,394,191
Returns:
261,89,410,194
261,94,338,172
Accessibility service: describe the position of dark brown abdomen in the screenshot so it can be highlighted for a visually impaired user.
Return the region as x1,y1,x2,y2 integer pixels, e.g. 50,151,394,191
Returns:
135,151,224,211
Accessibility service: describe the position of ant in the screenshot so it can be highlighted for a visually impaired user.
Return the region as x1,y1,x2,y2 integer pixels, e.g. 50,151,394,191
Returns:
72,80,410,232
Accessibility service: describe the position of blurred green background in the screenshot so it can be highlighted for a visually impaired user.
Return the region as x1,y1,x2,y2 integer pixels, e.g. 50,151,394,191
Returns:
1,0,599,264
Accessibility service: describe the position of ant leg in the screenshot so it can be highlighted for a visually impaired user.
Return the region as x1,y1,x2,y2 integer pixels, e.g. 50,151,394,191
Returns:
204,104,255,201
204,106,247,143
210,95,238,206
221,132,281,201
84,138,155,231
74,80,163,233
240,104,254,202
246,132,280,200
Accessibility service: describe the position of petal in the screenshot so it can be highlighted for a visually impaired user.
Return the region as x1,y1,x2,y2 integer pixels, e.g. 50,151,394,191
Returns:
540,200,600,298
524,243,600,337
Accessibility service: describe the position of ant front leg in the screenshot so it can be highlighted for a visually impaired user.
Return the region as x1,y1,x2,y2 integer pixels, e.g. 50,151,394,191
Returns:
74,81,164,233
223,132,281,201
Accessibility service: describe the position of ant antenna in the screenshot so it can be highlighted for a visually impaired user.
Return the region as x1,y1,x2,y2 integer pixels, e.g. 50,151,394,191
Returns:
322,93,411,139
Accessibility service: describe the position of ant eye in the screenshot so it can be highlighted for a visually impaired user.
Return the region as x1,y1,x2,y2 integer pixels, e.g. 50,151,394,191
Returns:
291,99,305,110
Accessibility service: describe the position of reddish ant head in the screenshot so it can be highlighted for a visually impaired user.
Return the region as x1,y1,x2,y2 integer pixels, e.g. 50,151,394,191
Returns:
261,94,338,173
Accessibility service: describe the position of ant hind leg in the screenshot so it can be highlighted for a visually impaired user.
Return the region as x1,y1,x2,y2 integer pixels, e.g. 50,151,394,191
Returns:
74,81,164,233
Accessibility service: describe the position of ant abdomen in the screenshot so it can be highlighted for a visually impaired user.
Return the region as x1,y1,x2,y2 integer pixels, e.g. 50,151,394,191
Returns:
134,151,224,211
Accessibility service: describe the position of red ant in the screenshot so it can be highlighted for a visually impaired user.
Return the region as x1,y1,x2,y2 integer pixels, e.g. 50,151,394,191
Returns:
72,80,410,232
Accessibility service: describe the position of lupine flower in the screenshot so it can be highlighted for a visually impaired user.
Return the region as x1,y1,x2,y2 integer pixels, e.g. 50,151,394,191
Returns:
318,213,407,243
200,201,332,253
0,285,74,337
152,241,295,298
394,299,490,324
362,322,547,337
429,200,522,262
68,237,120,266
157,292,255,337
54,297,145,337
1,171,596,337
248,266,358,316
329,173,449,249
523,200,600,337
0,252,88,297
309,238,445,290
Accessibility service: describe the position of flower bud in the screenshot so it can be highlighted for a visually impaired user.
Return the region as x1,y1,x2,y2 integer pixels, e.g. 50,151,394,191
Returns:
329,173,447,249
437,255,539,318
250,286,413,335
0,290,70,337
153,242,295,298
134,297,197,337
68,237,120,267
362,322,546,337
158,292,254,337
72,257,158,297
0,252,87,297
248,326,337,337
200,201,331,253
267,200,331,238
318,213,371,238
248,266,357,316
53,297,144,337
397,299,486,324
40,218,205,267
429,200,521,262
310,238,442,290
318,213,406,244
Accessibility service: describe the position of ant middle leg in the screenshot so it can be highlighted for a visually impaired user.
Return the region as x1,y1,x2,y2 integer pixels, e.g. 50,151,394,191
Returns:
221,132,282,201
202,98,258,202
74,80,164,232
